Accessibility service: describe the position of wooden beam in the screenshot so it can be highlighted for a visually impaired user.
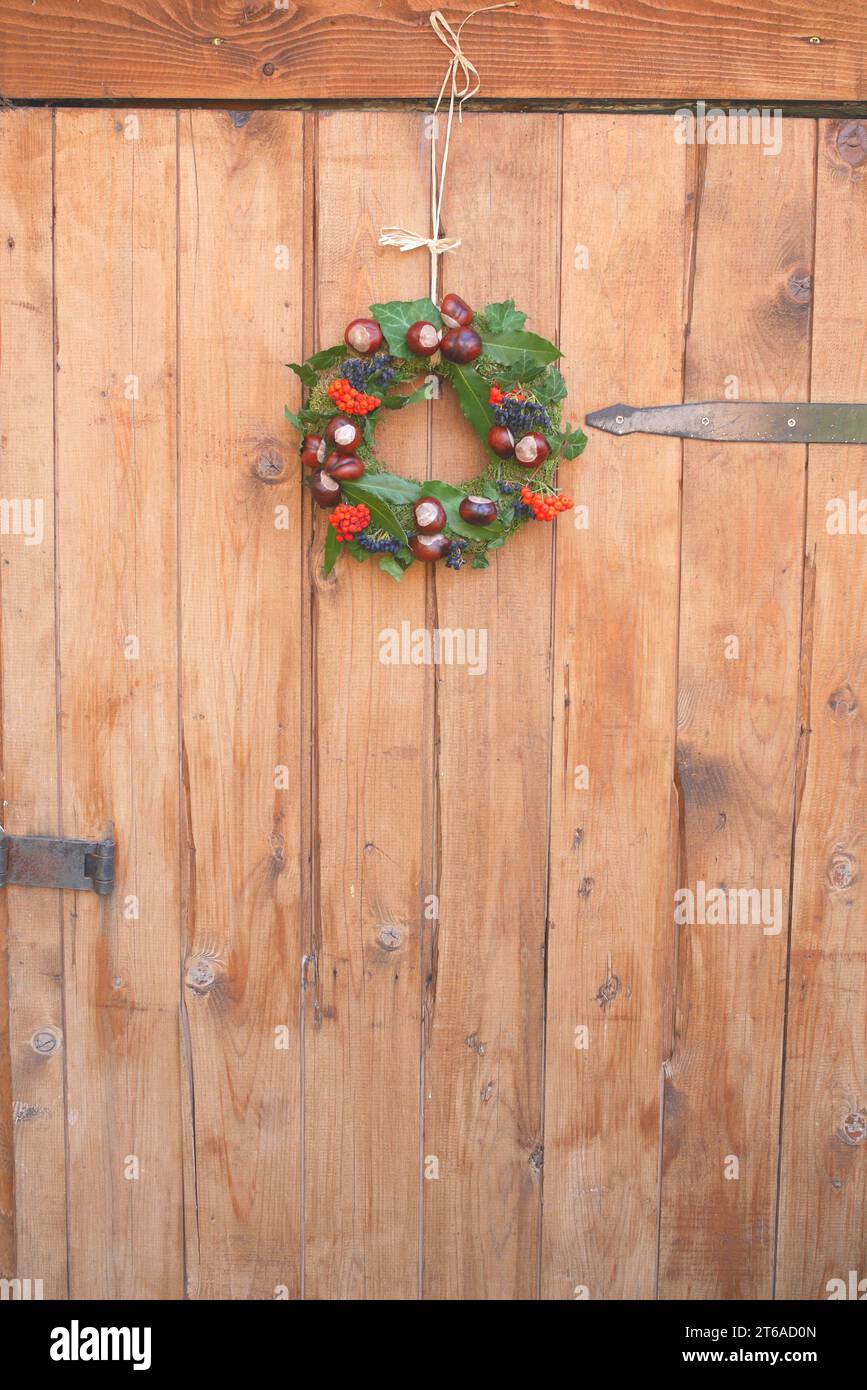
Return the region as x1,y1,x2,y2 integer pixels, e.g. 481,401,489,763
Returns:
0,1,865,103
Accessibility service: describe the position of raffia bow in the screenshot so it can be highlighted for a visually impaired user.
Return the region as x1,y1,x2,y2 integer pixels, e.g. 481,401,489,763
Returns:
378,4,517,301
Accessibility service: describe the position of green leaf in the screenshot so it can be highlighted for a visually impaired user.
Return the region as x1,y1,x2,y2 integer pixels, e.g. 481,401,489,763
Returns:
481,299,527,333
471,553,490,570
480,330,561,376
345,540,368,563
323,524,339,576
284,404,303,432
559,425,588,460
532,367,568,404
369,298,442,359
442,363,492,444
340,480,407,542
379,555,406,581
307,345,346,372
486,535,506,550
423,479,504,544
351,471,422,505
287,361,317,388
379,385,430,411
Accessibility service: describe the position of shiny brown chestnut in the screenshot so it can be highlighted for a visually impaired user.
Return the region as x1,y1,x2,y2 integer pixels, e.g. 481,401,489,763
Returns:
325,416,362,453
413,496,447,534
325,453,364,482
409,532,450,562
439,327,482,364
487,425,515,458
344,318,383,355
440,293,473,329
406,320,441,357
300,434,327,469
459,495,497,526
514,432,550,468
309,469,341,508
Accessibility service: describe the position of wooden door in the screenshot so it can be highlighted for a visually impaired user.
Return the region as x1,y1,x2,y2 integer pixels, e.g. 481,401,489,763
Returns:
1,102,865,1300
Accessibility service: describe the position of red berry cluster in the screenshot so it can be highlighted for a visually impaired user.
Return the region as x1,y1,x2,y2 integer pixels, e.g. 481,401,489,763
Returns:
489,382,526,405
328,378,381,416
520,485,573,521
328,502,371,542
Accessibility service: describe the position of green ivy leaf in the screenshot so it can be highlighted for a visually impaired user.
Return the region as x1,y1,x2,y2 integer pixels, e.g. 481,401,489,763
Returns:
423,479,504,543
480,330,561,376
532,367,568,404
284,405,303,432
323,523,339,576
471,553,490,570
559,425,588,460
287,361,317,388
480,299,527,333
379,555,406,581
340,480,407,541
307,345,346,372
351,471,422,506
442,363,492,444
380,385,430,411
369,298,442,359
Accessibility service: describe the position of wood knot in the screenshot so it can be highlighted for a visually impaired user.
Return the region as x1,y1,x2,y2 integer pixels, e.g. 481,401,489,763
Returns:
786,268,812,305
185,955,220,995
827,847,856,892
596,971,621,1007
835,120,867,168
840,1110,867,1145
577,876,594,898
229,111,251,129
30,1027,60,1055
376,925,402,952
828,684,858,719
528,1143,544,1175
255,449,286,482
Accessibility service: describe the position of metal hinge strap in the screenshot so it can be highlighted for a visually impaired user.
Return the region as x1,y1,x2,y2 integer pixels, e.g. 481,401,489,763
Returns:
0,832,116,896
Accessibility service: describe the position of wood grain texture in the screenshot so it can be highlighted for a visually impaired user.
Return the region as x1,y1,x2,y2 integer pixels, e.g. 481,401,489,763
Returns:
304,110,431,1301
178,109,304,1300
542,115,685,1301
54,108,183,1298
658,128,815,1300
0,108,67,1296
776,119,867,1300
1,1,865,102
421,113,558,1300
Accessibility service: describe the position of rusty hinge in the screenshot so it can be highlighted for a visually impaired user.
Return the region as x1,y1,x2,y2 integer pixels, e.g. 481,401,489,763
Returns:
0,831,116,896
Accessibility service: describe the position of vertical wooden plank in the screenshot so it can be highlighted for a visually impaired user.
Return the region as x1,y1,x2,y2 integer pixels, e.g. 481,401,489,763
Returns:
178,110,303,1300
0,108,66,1294
542,115,686,1300
776,119,867,1299
54,109,183,1298
304,110,430,1301
422,113,558,1300
658,127,815,1299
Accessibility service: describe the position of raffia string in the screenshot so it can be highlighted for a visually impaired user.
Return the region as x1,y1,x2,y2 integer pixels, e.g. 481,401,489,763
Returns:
378,3,518,302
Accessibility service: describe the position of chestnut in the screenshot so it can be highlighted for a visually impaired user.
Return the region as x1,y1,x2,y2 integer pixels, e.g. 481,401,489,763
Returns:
439,327,482,364
514,432,550,468
308,469,341,508
459,495,497,526
325,453,364,482
406,320,441,357
487,425,515,458
300,434,327,469
325,416,362,453
344,318,383,355
409,532,450,562
413,496,447,534
440,293,473,329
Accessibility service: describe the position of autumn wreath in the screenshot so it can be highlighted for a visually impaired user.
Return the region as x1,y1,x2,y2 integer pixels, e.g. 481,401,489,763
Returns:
285,292,586,579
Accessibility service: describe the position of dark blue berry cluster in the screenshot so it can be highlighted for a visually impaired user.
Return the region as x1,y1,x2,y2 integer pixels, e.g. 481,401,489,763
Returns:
355,532,401,555
512,501,532,520
497,481,517,495
445,539,469,570
494,396,552,435
339,353,396,392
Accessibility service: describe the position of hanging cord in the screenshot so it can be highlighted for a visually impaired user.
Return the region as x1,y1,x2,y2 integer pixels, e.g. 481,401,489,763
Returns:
378,3,517,303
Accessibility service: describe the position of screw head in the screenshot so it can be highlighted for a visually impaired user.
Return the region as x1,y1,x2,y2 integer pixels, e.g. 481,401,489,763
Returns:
615,415,624,424
701,416,710,426
787,418,797,427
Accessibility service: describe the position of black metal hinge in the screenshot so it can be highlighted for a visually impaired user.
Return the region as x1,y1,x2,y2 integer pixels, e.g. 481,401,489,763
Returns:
0,832,116,896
